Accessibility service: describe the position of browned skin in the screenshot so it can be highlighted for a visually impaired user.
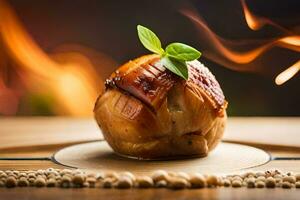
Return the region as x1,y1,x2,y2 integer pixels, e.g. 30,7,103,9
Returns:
94,55,227,159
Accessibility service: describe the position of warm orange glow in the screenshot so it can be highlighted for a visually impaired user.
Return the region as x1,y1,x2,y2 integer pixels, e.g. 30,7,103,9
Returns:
240,0,292,33
182,10,300,64
0,0,116,116
182,1,300,84
275,60,300,85
241,0,263,31
240,0,299,84
0,1,60,78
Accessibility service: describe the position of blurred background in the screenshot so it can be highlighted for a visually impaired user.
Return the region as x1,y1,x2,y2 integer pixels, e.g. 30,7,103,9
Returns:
0,0,299,116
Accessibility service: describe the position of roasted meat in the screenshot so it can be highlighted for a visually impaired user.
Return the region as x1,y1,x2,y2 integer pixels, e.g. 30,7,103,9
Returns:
94,54,227,159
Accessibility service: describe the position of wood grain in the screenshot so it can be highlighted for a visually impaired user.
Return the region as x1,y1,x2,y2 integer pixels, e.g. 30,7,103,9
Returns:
1,117,300,151
224,117,300,148
0,188,299,200
0,117,300,200
0,117,102,150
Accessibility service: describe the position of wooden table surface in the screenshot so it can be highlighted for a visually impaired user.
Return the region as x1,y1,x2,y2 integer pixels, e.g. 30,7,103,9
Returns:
1,117,300,200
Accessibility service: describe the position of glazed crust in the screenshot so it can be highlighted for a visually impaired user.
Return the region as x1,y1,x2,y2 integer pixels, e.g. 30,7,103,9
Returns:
94,55,227,159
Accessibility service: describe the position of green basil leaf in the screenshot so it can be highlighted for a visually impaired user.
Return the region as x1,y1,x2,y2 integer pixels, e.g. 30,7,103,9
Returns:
137,25,164,55
166,43,201,61
161,56,188,80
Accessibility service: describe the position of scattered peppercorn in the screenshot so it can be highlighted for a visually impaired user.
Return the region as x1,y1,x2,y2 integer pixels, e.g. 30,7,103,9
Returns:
6,176,17,188
0,168,298,190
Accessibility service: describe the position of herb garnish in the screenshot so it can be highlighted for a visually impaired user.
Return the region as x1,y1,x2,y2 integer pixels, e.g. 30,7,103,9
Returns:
137,25,201,80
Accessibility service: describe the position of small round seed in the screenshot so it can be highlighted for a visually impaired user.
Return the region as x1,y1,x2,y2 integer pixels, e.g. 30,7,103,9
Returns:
248,175,255,179
61,175,72,188
28,173,36,179
295,174,300,182
12,170,19,176
244,172,255,178
286,175,296,183
18,172,27,178
0,180,5,187
176,172,190,181
115,176,133,189
256,181,265,188
218,179,225,186
247,177,256,188
5,176,17,188
6,173,17,179
87,177,96,188
232,175,243,182
47,174,56,180
151,170,169,183
5,170,12,174
28,177,35,186
36,170,45,176
136,176,154,188
167,177,188,190
241,172,249,178
206,175,218,187
265,170,273,178
37,174,47,180
5,172,13,177
282,176,296,184
49,171,60,177
17,177,29,187
273,169,282,175
60,169,72,176
282,181,292,189
0,173,7,179
56,175,62,179
155,180,167,188
275,178,282,184
189,173,206,188
2,169,300,189
274,174,282,179
256,176,266,182
223,179,231,187
1,177,6,183
72,174,85,186
35,177,46,187
119,172,136,182
46,179,56,187
102,178,114,188
286,172,293,176
232,180,242,188
45,168,55,172
265,177,276,188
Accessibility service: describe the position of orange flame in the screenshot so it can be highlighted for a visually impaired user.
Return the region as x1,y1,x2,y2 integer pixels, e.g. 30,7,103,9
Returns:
275,60,300,85
182,1,300,84
0,0,116,116
240,0,300,84
240,0,291,33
